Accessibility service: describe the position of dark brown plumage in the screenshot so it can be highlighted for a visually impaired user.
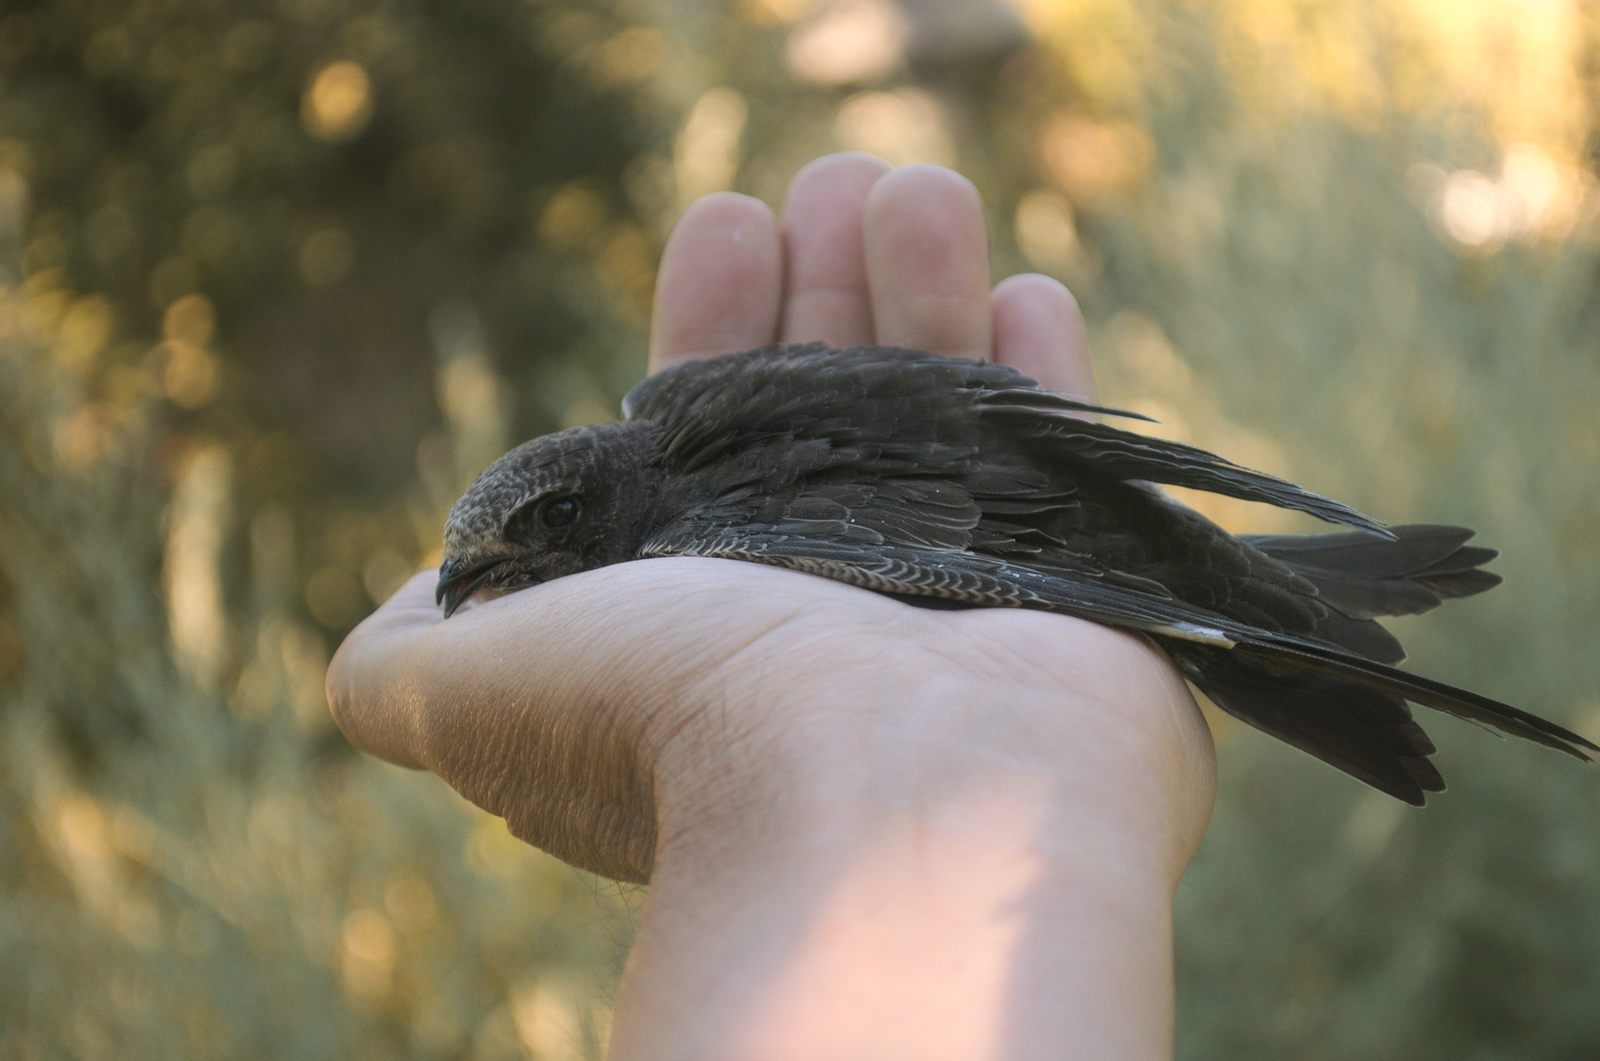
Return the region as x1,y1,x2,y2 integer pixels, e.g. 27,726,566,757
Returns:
437,343,1596,803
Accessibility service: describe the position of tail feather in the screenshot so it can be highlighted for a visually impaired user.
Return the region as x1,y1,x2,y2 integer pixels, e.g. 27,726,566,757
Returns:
1177,647,1445,804
1164,527,1598,798
1225,634,1598,761
1314,612,1406,665
1247,523,1503,621
1415,555,1502,600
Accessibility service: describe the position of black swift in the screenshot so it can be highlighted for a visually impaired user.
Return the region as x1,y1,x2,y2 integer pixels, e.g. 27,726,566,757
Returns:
437,343,1596,803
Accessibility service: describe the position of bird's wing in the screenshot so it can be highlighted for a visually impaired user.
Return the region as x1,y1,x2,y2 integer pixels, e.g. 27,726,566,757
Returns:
628,344,1388,533
641,516,1239,644
645,471,1177,598
639,518,1597,763
979,392,1392,536
667,476,985,553
621,344,1146,474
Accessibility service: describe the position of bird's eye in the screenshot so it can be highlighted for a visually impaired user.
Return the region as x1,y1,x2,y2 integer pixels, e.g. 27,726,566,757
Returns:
537,495,581,529
503,493,583,545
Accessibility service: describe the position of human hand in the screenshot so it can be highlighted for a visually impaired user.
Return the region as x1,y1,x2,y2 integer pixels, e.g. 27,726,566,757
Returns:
328,153,1217,1057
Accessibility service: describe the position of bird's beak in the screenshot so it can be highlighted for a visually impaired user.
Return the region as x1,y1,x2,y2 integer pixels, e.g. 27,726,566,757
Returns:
436,556,510,618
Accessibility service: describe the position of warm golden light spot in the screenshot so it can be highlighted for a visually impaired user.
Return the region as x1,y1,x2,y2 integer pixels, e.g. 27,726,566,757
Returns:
163,293,215,346
231,658,276,720
158,340,220,408
434,310,508,469
1500,145,1558,228
1011,0,1077,35
165,445,231,687
302,60,375,143
464,816,532,880
674,87,748,206
596,25,662,84
512,979,595,1060
833,89,954,167
56,294,114,374
341,908,397,1004
785,0,906,85
20,286,68,344
1438,170,1501,250
739,0,824,26
52,403,114,470
537,182,606,247
1416,145,1594,251
41,790,161,947
56,793,110,864
24,231,68,273
595,223,654,313
1013,190,1080,273
1039,114,1153,203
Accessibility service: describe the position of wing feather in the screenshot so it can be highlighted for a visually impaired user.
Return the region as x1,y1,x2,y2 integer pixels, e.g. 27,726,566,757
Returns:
627,344,1392,534
981,399,1393,536
640,524,1597,763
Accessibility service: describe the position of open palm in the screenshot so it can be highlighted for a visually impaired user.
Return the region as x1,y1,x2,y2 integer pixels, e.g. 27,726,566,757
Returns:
327,154,1214,886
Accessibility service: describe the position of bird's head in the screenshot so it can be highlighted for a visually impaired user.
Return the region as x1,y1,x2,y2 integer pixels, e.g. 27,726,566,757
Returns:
436,420,658,617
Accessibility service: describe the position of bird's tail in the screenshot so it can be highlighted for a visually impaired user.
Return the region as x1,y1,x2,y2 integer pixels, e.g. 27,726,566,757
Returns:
1167,632,1597,805
1164,524,1595,803
1243,523,1501,620
1173,645,1447,804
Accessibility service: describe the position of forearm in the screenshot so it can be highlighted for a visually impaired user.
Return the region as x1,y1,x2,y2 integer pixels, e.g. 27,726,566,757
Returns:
609,674,1203,1061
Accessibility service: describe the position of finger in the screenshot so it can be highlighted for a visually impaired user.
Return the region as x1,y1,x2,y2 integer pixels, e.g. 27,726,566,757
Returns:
990,274,1095,399
649,193,783,372
778,152,890,346
863,165,992,359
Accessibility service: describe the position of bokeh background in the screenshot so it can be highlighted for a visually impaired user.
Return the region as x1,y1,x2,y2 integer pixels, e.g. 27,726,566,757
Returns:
3,0,1598,1056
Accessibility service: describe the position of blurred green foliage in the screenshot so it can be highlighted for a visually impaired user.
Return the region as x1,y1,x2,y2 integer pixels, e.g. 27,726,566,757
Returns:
2,0,1597,1057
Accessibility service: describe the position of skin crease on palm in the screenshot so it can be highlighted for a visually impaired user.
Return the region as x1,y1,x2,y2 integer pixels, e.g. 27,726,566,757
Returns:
327,154,1217,1059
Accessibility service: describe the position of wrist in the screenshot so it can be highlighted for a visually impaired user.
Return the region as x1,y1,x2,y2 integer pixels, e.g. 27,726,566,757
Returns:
617,653,1211,1060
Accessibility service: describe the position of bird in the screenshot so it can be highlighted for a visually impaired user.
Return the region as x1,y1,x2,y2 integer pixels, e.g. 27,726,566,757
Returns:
436,342,1596,804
